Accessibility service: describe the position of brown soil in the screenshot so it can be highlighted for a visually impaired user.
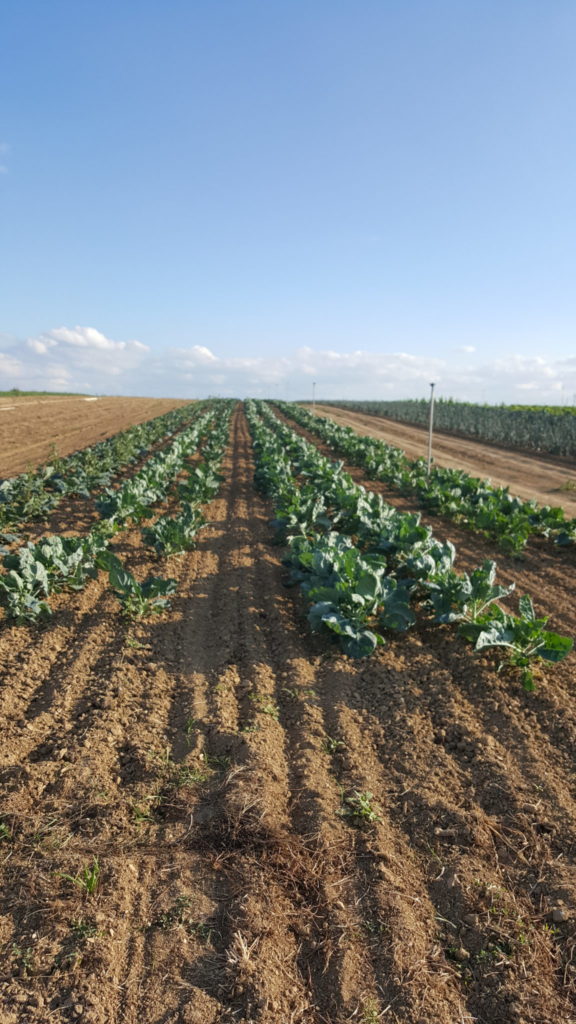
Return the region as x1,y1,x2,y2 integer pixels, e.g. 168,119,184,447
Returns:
1,406,576,1024
313,405,576,517
0,397,190,478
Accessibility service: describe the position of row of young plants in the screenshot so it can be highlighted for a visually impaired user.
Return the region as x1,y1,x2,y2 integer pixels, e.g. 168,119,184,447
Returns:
275,402,576,554
0,402,233,624
246,401,572,690
0,401,204,531
321,398,576,457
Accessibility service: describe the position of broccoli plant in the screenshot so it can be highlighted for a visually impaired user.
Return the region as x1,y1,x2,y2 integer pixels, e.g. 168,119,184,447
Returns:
425,559,515,625
177,463,223,504
286,533,387,658
0,562,52,623
106,557,177,619
460,595,573,690
142,506,207,555
4,535,100,594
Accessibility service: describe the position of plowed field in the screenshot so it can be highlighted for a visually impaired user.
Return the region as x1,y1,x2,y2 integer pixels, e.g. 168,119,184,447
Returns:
1,406,576,1024
0,397,189,478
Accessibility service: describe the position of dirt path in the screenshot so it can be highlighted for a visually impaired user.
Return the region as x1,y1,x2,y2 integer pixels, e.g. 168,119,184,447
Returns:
0,397,190,478
313,404,576,516
1,407,576,1023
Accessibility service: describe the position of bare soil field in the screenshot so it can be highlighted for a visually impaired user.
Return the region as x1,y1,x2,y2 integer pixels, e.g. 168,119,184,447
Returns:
1,407,576,1024
0,397,189,478
312,405,576,517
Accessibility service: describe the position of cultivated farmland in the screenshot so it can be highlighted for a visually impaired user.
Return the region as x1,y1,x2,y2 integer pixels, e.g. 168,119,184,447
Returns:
311,404,576,515
0,396,189,478
1,401,576,1024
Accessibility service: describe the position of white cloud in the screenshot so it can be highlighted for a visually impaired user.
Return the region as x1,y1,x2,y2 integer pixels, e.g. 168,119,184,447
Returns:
2,328,576,403
32,326,148,354
20,326,150,386
172,345,219,367
0,351,22,376
0,327,151,392
27,338,56,355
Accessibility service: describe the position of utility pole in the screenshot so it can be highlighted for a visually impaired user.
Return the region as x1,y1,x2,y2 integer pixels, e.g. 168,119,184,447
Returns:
426,382,436,477
312,381,316,414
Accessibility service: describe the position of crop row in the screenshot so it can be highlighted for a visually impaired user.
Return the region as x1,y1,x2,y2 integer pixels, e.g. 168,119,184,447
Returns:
322,398,576,457
246,400,572,690
0,401,204,530
276,402,576,553
0,401,233,624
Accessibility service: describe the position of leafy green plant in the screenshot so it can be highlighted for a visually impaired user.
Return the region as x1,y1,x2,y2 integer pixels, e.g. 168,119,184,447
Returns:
178,462,224,504
132,798,159,824
460,595,573,690
132,806,154,824
59,856,101,896
0,559,52,623
323,736,345,755
10,943,35,975
125,634,145,650
270,489,332,543
142,506,206,555
286,532,388,657
425,560,514,625
184,715,199,738
173,765,209,786
106,558,177,618
4,534,101,593
249,693,280,719
203,753,231,771
150,896,213,941
70,917,101,941
338,790,382,826
153,895,194,930
359,1001,382,1024
315,398,576,457
0,528,113,622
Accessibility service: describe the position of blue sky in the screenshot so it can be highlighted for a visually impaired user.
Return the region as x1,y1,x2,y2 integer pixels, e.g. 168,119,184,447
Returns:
1,1,575,401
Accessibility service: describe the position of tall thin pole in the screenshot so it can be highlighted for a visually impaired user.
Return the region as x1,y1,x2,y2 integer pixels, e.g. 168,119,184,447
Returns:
312,381,316,414
426,382,436,477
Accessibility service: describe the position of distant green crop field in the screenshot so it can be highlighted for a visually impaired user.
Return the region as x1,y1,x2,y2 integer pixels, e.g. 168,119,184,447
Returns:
320,399,576,457
507,404,576,416
0,389,88,397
